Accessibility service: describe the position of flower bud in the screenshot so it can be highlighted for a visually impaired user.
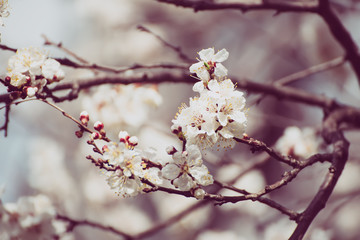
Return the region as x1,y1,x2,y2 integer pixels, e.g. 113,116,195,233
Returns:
128,136,138,146
194,188,206,200
94,121,104,131
75,130,83,138
26,87,38,97
80,111,89,125
102,145,109,152
91,132,100,140
166,145,177,155
118,131,130,142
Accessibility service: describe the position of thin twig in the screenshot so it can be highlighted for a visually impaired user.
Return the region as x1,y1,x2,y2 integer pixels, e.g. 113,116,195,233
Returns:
39,99,94,135
274,56,346,86
137,24,193,63
56,214,133,240
157,0,318,13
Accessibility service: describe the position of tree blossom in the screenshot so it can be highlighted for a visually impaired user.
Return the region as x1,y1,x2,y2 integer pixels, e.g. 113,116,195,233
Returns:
161,145,213,191
102,132,163,197
6,47,65,97
275,126,321,159
41,58,65,82
174,48,247,150
173,80,247,150
172,97,219,149
190,48,229,81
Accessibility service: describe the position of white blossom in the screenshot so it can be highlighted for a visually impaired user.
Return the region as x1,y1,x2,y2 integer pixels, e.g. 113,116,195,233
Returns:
42,58,65,82
102,135,163,197
161,145,213,191
190,48,229,81
173,78,247,150
6,47,65,96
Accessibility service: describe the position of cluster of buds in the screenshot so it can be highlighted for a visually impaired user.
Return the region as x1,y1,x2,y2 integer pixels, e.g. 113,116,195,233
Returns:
91,121,106,140
75,111,90,138
119,131,138,149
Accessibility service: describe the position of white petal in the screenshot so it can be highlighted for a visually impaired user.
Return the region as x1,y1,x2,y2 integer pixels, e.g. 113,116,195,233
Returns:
214,63,228,77
189,62,204,74
187,145,202,166
193,81,205,93
212,48,229,62
189,165,214,186
197,68,211,81
161,164,181,180
173,174,194,191
208,80,220,93
198,48,215,62
217,112,228,126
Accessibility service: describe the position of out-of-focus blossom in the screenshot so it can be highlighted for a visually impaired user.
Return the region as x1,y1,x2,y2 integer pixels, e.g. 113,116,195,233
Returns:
275,126,321,159
162,145,213,191
190,48,229,81
0,194,68,240
0,0,9,26
196,230,241,240
28,137,79,214
82,84,162,133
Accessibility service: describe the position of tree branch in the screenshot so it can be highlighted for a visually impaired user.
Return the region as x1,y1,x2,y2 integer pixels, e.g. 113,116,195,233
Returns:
157,0,318,13
289,107,360,239
317,0,360,86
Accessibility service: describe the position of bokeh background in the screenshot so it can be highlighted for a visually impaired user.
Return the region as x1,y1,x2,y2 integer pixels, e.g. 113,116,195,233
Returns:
1,0,360,239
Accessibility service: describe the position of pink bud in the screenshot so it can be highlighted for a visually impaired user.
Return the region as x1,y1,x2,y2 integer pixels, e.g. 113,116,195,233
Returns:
166,146,177,155
91,132,100,140
128,136,138,146
102,145,109,152
80,111,89,125
118,131,130,142
94,121,104,131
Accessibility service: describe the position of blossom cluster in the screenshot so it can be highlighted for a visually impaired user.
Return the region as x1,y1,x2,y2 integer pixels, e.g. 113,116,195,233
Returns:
102,131,163,197
5,47,65,98
0,193,68,240
162,145,213,192
86,48,245,197
172,48,247,150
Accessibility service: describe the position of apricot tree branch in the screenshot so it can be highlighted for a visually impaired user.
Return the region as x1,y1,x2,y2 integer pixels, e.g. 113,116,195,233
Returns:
289,107,360,239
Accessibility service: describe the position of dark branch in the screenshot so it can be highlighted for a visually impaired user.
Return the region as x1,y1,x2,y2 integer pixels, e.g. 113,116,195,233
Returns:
157,0,318,13
317,0,360,86
289,107,360,239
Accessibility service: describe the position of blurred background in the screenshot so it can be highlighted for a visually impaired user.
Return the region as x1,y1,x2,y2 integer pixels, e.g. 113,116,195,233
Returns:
1,0,360,239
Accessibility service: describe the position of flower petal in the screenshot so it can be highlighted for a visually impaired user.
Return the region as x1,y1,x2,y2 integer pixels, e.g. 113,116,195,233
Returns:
161,163,181,180
199,48,215,62
212,48,229,62
214,63,228,77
